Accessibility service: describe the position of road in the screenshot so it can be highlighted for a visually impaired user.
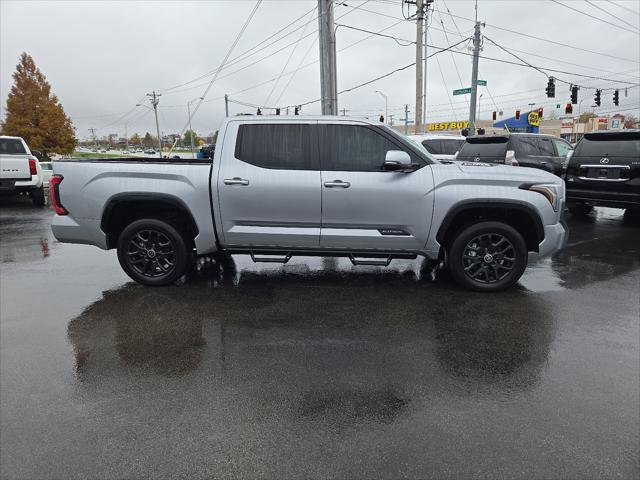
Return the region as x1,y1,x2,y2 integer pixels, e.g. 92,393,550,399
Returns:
1,197,638,479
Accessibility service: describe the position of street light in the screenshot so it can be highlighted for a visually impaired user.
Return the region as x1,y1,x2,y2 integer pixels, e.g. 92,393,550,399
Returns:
478,93,484,121
375,90,388,125
187,97,203,159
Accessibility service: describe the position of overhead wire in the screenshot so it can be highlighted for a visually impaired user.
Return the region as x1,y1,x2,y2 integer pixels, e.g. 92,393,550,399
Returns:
584,0,640,31
549,0,639,34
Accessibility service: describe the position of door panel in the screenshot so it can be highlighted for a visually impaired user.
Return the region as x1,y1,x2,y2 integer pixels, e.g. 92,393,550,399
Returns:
318,123,435,251
217,122,321,248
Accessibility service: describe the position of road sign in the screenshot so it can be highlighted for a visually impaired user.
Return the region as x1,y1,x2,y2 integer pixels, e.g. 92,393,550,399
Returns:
453,87,472,96
476,80,487,86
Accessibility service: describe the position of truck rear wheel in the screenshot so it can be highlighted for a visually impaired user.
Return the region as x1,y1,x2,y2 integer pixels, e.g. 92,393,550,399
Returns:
117,218,189,286
448,221,527,292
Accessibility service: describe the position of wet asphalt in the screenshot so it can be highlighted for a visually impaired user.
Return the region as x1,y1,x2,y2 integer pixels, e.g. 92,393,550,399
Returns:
1,196,639,479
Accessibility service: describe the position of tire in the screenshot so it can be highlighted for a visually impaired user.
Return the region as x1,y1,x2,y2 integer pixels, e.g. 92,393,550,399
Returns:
31,188,45,206
117,218,189,286
448,221,528,292
569,203,593,216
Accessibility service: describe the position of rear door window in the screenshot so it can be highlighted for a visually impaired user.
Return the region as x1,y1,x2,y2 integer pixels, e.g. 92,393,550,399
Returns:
421,139,440,154
514,136,540,157
0,138,27,154
538,138,556,156
235,124,315,170
440,139,465,155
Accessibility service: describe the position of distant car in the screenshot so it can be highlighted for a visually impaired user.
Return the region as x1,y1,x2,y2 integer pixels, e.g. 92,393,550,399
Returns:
39,161,53,187
197,144,215,159
407,134,466,162
565,130,640,216
122,150,130,155
0,135,46,205
144,149,156,155
456,133,573,176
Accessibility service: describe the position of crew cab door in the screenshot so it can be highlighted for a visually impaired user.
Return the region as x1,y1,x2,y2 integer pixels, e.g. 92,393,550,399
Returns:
217,121,321,248
318,122,435,251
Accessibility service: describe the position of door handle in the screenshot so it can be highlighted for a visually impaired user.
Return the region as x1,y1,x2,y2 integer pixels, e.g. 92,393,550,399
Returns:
224,177,249,186
324,180,351,188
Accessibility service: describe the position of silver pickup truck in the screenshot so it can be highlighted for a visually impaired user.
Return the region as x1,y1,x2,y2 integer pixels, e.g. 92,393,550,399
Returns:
51,116,568,291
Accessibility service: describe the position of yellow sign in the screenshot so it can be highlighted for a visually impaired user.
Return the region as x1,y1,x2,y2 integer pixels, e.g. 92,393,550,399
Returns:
427,121,469,131
527,111,540,126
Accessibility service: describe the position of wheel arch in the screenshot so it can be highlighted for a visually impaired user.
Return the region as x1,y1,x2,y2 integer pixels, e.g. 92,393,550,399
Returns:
101,192,199,249
436,200,545,253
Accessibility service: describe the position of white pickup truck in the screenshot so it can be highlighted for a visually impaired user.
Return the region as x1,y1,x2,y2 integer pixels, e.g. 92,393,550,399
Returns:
50,116,568,291
0,135,46,205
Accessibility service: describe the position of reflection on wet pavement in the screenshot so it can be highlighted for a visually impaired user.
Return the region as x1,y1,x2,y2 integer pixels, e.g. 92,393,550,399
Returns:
1,200,639,479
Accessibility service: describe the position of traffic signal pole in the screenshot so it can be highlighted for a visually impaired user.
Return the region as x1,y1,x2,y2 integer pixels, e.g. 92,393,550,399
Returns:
414,0,424,134
468,21,482,136
318,0,338,115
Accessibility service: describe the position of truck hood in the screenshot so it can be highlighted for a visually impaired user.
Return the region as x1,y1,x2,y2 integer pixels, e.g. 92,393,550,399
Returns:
432,162,562,186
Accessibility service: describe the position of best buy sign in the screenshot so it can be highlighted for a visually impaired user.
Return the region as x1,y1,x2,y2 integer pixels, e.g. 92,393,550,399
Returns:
427,121,469,131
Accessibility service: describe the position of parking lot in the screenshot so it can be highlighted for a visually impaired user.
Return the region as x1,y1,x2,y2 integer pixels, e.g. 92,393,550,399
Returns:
1,197,638,479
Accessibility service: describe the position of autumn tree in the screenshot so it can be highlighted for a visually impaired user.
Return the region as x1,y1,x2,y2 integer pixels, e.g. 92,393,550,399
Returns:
1,53,76,156
623,114,638,129
129,133,141,146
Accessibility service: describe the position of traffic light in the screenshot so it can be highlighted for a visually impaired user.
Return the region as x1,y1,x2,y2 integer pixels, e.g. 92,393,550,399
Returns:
294,106,299,115
613,89,619,106
565,103,573,114
492,111,497,121
477,128,486,135
257,108,262,115
538,107,544,118
571,85,578,104
545,77,555,98
379,115,384,123
275,108,280,115
594,89,601,107
515,110,520,120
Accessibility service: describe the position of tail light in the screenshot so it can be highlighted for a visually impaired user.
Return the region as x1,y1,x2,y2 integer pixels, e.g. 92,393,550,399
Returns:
29,158,37,175
49,175,68,215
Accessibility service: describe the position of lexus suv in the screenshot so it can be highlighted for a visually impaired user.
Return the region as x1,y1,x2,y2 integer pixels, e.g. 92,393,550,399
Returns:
565,130,640,216
456,133,573,176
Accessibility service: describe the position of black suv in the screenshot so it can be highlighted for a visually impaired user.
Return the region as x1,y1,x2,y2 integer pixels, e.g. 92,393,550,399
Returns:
456,133,573,176
565,130,640,216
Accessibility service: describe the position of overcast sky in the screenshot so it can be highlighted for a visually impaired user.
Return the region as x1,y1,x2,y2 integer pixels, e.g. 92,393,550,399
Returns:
2,0,639,140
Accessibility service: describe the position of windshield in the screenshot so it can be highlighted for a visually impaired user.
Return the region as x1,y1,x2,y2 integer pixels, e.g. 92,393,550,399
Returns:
458,138,508,158
440,139,465,155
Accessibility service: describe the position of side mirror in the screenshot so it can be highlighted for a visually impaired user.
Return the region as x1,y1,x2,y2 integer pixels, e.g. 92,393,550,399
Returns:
384,150,412,171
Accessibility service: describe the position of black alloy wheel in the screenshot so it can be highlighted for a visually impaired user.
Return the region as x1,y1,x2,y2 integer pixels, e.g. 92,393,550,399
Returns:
448,221,527,292
117,219,189,286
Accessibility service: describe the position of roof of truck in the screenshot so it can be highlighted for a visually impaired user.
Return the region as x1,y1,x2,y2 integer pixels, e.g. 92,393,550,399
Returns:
223,115,382,124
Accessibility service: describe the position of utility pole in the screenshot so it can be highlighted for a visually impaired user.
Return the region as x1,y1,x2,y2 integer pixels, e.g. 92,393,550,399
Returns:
422,1,432,130
188,97,203,159
389,114,395,126
224,94,229,117
88,128,97,150
404,104,410,135
340,108,348,116
318,0,338,115
414,0,424,134
468,21,483,136
124,123,128,152
147,91,162,158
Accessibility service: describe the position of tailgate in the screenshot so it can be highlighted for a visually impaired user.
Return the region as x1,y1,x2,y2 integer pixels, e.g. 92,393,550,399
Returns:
0,155,31,180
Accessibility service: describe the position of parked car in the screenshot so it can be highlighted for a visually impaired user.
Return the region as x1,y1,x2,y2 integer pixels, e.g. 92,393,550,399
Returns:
456,133,573,176
197,144,215,159
0,135,46,205
39,161,53,187
50,116,568,292
564,130,640,216
144,149,156,155
407,134,466,162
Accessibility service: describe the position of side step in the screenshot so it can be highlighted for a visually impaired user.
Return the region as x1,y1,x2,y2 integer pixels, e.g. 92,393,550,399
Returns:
250,252,292,263
349,255,392,267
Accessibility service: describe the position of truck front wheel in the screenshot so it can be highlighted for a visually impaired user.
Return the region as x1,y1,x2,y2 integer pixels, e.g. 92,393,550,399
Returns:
117,218,189,286
448,221,528,292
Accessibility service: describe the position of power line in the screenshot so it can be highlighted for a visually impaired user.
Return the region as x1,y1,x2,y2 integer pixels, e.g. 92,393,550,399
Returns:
273,35,319,107
584,0,640,32
606,0,640,15
549,0,639,35
429,7,640,64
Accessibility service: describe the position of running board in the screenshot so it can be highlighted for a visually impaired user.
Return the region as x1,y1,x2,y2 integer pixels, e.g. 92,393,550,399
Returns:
349,255,392,267
250,252,292,263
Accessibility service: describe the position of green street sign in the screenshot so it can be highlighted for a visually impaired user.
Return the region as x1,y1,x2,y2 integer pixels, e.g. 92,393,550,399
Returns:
453,87,472,96
556,104,561,108
476,80,487,86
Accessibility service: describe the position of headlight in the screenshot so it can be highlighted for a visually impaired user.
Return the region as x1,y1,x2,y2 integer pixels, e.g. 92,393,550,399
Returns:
521,183,564,212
